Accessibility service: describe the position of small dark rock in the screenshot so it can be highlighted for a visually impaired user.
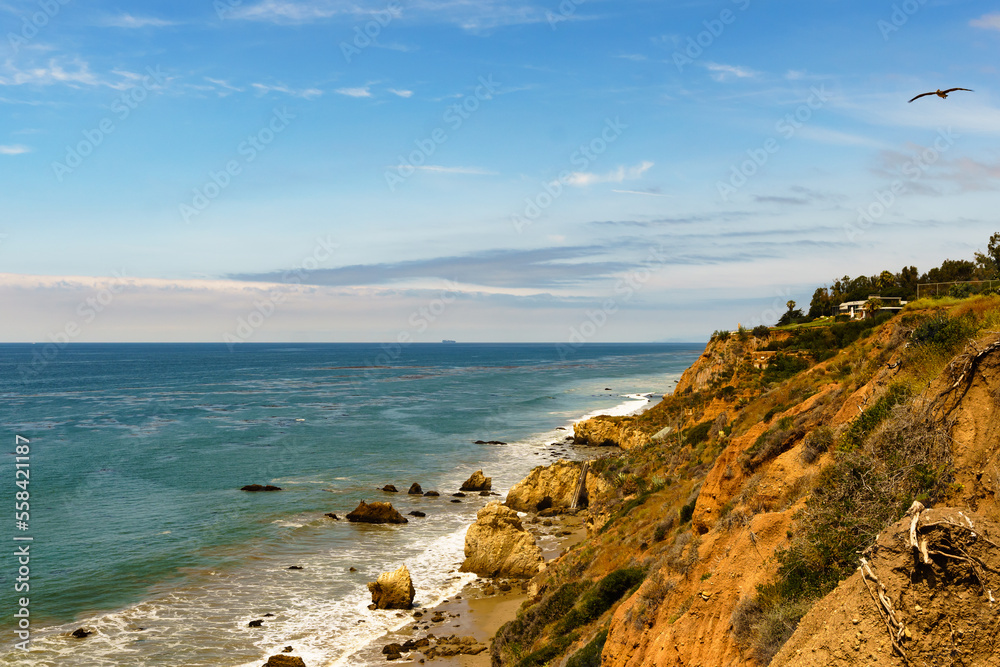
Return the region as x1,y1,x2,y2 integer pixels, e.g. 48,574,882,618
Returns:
283,646,294,653
346,500,408,524
452,492,466,498
241,484,282,492
451,499,462,503
409,511,426,518
248,619,264,627
423,491,440,497
349,567,358,572
382,643,404,655
288,565,304,570
71,628,92,639
479,491,490,496
381,485,399,493
407,483,423,495
263,613,275,617
325,513,339,520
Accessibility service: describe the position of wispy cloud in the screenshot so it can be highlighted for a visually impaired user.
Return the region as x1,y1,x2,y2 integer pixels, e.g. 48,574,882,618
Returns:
704,62,759,82
334,85,372,98
566,161,654,187
408,165,496,175
101,14,178,28
205,77,245,95
252,82,322,99
971,12,1000,31
388,88,413,98
0,144,31,155
0,58,156,91
612,188,672,197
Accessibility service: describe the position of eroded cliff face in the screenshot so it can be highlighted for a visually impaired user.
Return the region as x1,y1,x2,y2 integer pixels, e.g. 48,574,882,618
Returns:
492,303,1000,667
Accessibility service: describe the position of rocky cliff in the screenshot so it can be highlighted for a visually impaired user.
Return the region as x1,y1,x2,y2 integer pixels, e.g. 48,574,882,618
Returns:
574,417,650,450
461,502,544,578
489,297,1000,667
504,459,609,513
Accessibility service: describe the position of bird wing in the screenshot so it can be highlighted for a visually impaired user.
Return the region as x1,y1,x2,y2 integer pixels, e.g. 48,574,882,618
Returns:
908,92,934,103
942,88,973,94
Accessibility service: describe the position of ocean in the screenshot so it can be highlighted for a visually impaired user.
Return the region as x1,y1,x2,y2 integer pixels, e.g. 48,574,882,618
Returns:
0,342,702,666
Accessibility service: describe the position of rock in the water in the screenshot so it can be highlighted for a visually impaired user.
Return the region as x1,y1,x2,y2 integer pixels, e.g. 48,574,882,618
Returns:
452,492,466,498
382,643,404,655
71,628,92,638
263,656,306,667
409,511,426,517
460,501,543,578
424,490,440,497
241,484,282,492
407,483,423,495
381,484,398,493
367,564,416,610
248,619,264,627
346,501,408,524
282,646,294,652
325,513,339,520
460,470,492,492
287,565,304,570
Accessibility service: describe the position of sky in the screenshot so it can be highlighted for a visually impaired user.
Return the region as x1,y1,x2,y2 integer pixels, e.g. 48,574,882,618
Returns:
1,0,999,343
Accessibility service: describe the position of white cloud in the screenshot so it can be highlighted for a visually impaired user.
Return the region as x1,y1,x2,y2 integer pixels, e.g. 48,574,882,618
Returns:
252,82,322,99
205,77,245,95
566,161,654,187
0,144,30,155
388,88,413,98
704,62,758,82
612,188,673,197
335,86,372,98
102,14,178,28
0,58,152,90
971,12,1000,31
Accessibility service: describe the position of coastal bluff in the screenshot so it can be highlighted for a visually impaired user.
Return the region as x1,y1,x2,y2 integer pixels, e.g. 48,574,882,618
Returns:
505,459,608,513
573,416,650,450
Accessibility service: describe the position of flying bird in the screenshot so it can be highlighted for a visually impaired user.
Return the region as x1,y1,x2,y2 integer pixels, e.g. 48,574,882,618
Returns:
908,88,973,103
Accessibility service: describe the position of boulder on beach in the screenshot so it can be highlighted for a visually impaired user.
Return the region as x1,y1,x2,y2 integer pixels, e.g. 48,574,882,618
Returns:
381,484,399,493
263,656,306,667
346,501,408,524
367,564,416,609
459,470,492,492
241,484,282,492
407,483,423,495
505,459,608,513
460,501,543,578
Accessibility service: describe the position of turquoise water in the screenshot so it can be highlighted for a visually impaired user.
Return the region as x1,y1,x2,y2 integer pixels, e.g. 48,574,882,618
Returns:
0,343,702,666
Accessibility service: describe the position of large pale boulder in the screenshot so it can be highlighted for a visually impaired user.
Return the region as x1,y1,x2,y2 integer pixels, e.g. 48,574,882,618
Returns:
505,459,608,513
573,417,650,450
346,501,408,524
460,502,543,578
460,470,492,492
367,564,416,609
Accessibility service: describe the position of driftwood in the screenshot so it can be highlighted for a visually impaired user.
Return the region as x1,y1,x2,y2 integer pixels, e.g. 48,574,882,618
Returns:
859,557,912,666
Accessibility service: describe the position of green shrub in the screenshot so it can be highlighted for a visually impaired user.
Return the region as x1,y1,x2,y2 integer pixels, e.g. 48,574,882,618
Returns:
683,420,713,445
557,568,646,634
800,427,833,464
566,628,608,667
752,325,771,339
679,499,696,524
911,312,976,351
762,354,809,384
839,382,910,451
493,581,590,664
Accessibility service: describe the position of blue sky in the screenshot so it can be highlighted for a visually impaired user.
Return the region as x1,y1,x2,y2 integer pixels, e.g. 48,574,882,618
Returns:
2,0,999,343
